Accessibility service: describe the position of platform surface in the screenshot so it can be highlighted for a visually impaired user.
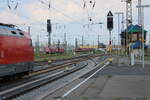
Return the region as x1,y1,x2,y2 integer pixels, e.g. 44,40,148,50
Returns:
43,63,150,100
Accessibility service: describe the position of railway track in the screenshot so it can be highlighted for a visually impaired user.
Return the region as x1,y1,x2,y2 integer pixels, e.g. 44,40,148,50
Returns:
0,54,100,84
0,54,107,100
30,54,107,77
0,63,87,100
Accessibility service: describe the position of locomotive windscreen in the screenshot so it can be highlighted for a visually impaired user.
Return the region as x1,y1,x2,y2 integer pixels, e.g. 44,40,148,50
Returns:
0,23,16,28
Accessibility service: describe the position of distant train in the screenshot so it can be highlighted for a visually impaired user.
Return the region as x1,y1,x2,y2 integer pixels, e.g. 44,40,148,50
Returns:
75,48,94,52
0,23,34,78
45,47,65,54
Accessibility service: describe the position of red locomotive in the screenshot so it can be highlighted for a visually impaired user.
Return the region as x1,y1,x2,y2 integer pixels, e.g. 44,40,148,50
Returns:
0,23,34,78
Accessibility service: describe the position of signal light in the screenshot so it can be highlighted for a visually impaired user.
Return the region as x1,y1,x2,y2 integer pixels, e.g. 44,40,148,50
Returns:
107,11,113,31
47,19,52,33
107,17,113,30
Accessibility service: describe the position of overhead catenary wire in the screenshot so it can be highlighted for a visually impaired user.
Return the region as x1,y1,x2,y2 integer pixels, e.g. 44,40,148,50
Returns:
72,0,90,18
0,0,100,46
7,0,97,29
71,0,91,20
39,0,98,28
82,0,92,21
7,0,101,44
7,0,21,10
39,0,85,25
39,0,85,41
2,0,36,26
39,0,87,36
81,0,96,22
5,0,70,28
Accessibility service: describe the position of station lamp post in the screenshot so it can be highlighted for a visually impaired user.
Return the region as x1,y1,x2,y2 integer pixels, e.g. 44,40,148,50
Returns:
136,5,150,68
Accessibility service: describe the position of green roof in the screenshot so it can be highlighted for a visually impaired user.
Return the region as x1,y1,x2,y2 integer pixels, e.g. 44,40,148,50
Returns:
128,25,147,33
123,24,147,34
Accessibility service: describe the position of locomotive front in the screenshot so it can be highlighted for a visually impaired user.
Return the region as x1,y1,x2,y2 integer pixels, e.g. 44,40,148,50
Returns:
0,23,34,78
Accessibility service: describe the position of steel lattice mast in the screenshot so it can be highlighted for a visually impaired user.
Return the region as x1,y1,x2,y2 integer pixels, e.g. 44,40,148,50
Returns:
126,0,132,26
126,0,132,54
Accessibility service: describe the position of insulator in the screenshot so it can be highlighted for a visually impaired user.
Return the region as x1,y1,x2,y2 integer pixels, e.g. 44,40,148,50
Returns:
89,18,92,21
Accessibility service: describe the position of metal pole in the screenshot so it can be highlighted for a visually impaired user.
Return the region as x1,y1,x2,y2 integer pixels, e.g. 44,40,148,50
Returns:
142,7,145,68
82,35,84,48
136,5,150,68
36,35,40,53
138,0,142,60
121,13,124,32
117,14,120,55
138,0,142,25
48,31,51,47
109,31,111,45
101,24,103,43
126,0,132,55
109,30,112,53
118,14,120,45
121,13,125,50
93,40,94,48
98,35,100,48
28,26,31,36
75,38,78,49
115,12,124,55
64,33,67,52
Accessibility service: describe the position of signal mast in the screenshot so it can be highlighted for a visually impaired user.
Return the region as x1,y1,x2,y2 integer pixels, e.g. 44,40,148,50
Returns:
107,11,114,53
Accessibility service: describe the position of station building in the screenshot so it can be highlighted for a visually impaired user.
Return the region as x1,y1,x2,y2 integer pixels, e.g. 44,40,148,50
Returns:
120,24,148,49
120,24,148,56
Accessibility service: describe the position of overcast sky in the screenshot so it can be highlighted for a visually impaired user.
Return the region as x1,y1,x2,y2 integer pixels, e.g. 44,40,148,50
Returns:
0,0,150,46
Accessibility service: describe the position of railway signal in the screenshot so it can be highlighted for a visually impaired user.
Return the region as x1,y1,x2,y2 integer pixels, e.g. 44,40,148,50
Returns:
47,19,52,47
47,19,52,33
107,11,113,31
107,11,114,53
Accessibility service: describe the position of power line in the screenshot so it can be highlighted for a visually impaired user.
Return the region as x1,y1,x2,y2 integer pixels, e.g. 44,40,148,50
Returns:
72,0,91,20
39,0,85,25
81,0,96,22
